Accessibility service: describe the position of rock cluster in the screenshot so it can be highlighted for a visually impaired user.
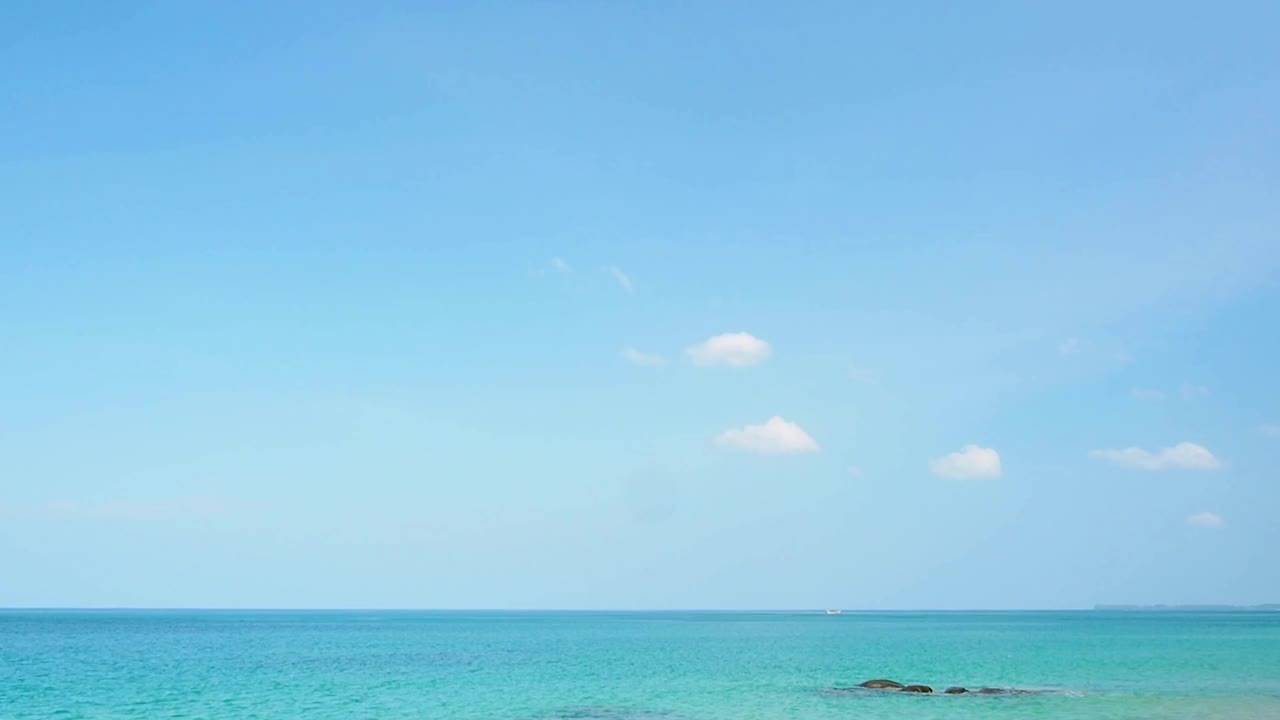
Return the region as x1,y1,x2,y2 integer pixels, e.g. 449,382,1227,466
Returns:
848,679,1029,696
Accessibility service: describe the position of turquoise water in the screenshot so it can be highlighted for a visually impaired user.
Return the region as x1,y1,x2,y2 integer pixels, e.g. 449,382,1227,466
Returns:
3,611,1279,719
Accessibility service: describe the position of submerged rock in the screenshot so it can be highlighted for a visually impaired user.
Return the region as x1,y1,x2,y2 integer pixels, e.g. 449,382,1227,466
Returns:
858,679,905,689
831,680,1049,698
538,707,681,720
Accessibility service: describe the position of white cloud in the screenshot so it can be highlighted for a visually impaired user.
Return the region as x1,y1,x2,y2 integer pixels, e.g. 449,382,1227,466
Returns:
1088,442,1222,470
1180,383,1210,400
1261,423,1280,438
929,445,1002,479
1132,387,1166,401
1,496,236,522
715,416,819,454
621,347,664,366
847,366,878,383
608,265,634,294
687,332,772,367
1187,511,1225,528
1056,337,1135,364
1132,385,1209,402
551,257,571,273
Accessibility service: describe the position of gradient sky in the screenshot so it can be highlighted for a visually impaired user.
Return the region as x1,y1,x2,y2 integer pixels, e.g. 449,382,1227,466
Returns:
3,2,1279,609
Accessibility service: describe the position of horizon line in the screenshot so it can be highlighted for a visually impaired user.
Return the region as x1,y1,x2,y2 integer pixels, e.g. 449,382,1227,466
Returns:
3,605,1275,613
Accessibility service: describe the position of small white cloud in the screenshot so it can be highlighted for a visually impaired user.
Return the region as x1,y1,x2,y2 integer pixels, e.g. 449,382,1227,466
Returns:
929,445,1002,479
847,366,878,383
1187,511,1225,528
1180,383,1209,400
551,257,571,273
687,332,772,367
4,496,237,522
1132,388,1166,402
715,416,819,454
621,347,665,366
608,265,634,294
1088,442,1222,470
1261,423,1280,438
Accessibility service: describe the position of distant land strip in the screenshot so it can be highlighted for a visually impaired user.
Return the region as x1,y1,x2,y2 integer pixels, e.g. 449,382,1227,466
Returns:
1094,604,1280,611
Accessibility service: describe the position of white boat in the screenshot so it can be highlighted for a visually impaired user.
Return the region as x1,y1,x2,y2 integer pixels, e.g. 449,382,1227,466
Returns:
825,609,842,615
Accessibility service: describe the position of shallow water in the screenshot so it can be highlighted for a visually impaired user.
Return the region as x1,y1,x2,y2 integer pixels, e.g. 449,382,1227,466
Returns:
3,610,1278,719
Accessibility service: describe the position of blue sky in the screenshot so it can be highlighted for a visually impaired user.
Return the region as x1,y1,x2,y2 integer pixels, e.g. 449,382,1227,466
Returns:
2,1,1278,609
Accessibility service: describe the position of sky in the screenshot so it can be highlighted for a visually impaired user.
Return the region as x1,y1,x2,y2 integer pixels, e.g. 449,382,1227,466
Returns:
2,1,1278,610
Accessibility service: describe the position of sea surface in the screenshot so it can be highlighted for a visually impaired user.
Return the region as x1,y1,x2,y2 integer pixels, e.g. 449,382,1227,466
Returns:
3,610,1279,719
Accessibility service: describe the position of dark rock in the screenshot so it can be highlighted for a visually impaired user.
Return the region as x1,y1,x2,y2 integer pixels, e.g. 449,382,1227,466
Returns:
901,684,933,694
976,687,1008,695
943,687,968,694
858,679,905,690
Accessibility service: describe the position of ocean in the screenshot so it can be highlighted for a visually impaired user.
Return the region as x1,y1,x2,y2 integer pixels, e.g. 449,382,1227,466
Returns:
3,610,1278,719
